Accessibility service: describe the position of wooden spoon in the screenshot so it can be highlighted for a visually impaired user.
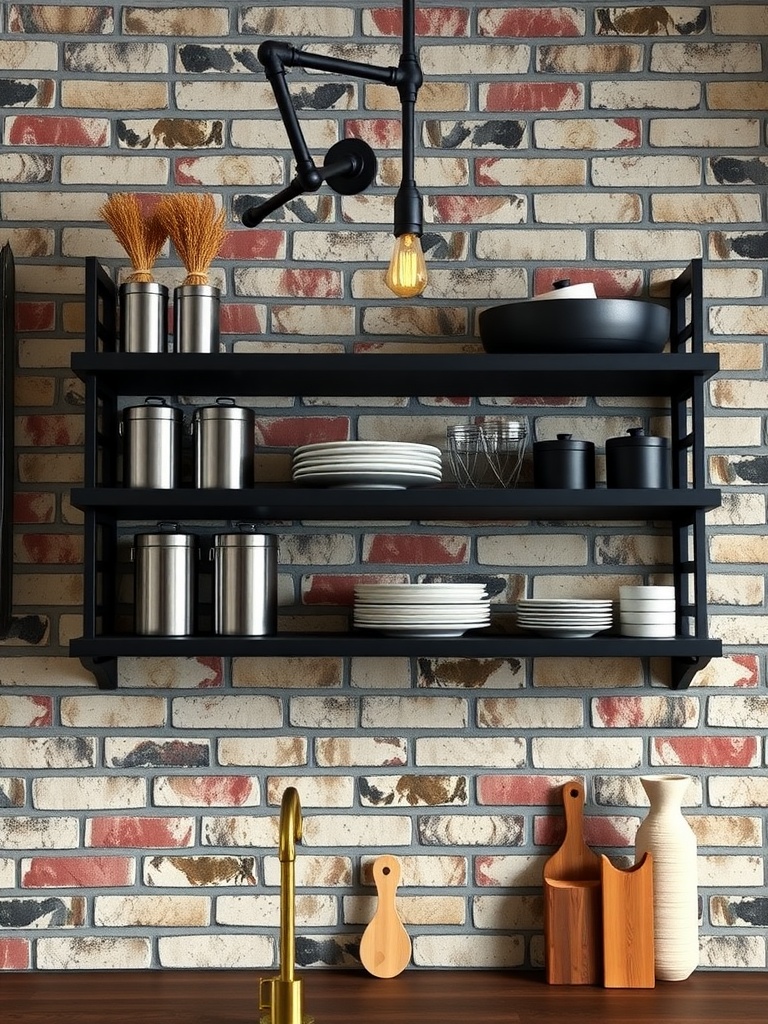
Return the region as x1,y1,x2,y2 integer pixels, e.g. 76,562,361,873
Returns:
359,855,411,978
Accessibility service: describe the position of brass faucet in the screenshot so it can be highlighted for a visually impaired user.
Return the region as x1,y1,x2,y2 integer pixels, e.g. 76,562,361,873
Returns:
260,787,313,1024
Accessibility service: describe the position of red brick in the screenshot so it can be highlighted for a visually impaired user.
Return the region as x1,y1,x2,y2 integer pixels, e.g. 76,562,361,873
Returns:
431,195,518,224
219,304,263,335
15,300,55,332
370,7,469,36
17,414,83,447
363,533,469,565
22,855,135,888
86,816,195,848
483,82,583,112
254,417,350,447
302,573,406,605
272,269,342,299
346,118,401,149
477,774,579,806
158,775,257,806
8,115,108,146
0,938,30,970
535,813,633,848
19,533,82,564
13,493,56,525
728,653,760,687
653,736,759,768
479,8,583,36
219,229,285,260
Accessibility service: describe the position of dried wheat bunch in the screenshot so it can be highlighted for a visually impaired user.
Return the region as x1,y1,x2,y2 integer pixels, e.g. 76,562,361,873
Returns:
155,193,227,286
99,193,167,283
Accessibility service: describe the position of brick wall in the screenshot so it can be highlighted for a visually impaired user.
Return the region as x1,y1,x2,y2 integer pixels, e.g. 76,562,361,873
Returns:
1,1,767,972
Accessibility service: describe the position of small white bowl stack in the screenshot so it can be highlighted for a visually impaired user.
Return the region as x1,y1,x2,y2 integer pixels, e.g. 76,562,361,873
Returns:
353,582,490,637
619,585,676,637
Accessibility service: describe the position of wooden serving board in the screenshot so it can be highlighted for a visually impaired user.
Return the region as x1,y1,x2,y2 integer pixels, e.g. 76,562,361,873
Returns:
543,779,603,985
601,852,655,988
359,855,411,978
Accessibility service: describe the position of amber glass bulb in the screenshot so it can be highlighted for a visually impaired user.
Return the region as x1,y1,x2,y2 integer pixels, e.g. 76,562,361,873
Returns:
384,232,428,298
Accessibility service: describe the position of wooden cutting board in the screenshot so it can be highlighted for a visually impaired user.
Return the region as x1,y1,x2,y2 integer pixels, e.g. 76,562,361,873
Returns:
601,852,655,988
543,779,602,985
359,855,411,978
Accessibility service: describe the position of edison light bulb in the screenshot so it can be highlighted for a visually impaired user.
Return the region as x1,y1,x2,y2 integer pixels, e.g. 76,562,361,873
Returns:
385,232,428,298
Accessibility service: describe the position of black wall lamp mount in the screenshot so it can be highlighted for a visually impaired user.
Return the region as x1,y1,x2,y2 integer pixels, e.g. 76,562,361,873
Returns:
242,1,427,297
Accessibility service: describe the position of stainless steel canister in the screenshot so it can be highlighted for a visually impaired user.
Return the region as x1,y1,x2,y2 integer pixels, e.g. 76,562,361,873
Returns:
193,398,254,488
119,281,169,353
174,284,220,353
132,530,195,636
212,530,277,636
121,397,181,488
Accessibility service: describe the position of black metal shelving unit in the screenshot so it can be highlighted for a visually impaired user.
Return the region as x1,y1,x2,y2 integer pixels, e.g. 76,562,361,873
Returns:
71,258,721,691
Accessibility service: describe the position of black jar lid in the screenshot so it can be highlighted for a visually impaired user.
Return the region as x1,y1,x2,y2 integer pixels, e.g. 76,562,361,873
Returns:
533,433,595,451
606,427,668,449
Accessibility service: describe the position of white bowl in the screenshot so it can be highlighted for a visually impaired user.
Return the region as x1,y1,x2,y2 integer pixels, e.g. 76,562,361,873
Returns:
620,598,676,612
619,585,675,600
620,611,677,625
620,622,676,638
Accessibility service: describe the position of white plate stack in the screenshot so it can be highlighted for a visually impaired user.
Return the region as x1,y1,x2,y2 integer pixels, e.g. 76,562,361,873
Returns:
292,440,442,489
353,583,490,637
515,598,613,638
619,585,676,637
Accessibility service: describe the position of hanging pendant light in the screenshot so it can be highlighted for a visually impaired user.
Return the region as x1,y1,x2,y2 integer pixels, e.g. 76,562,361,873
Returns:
242,0,427,298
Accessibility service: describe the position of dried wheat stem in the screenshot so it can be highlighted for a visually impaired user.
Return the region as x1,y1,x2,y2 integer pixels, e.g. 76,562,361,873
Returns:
155,193,227,286
99,194,167,283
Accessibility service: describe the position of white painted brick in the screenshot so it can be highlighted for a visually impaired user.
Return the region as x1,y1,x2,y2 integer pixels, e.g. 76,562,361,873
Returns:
0,40,58,69
349,657,412,688
413,933,524,968
534,192,641,224
650,42,762,74
591,79,700,109
650,117,760,148
416,736,525,768
594,228,703,261
60,155,169,185
37,936,151,970
532,737,643,769
698,854,764,887
473,894,542,930
315,736,408,767
689,815,762,847
478,533,588,566
345,893,465,926
707,695,768,729
171,694,282,730
266,775,354,807
698,934,766,969
421,44,529,76
478,696,583,729
233,657,343,689
219,736,308,767
32,777,146,810
94,894,210,928
592,154,700,186
707,574,763,606
60,695,165,728
262,855,352,888
216,893,337,927
477,854,547,887
0,737,94,769
301,813,412,847
365,854,467,888
290,696,358,729
158,933,273,969
361,695,468,730
710,776,768,807
0,816,79,849
477,228,587,262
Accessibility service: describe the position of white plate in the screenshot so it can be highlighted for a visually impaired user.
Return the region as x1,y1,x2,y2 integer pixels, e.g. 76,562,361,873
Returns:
516,616,613,625
518,599,613,607
355,595,489,607
517,623,612,638
354,609,491,621
293,455,443,470
293,459,443,473
354,622,487,637
354,589,487,598
292,470,441,488
295,441,442,456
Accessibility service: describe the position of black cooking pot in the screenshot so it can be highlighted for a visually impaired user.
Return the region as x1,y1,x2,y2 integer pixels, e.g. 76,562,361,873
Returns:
478,297,670,354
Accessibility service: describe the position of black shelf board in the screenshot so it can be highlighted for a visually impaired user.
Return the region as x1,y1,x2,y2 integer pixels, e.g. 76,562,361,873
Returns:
70,486,722,522
71,351,719,399
71,633,721,660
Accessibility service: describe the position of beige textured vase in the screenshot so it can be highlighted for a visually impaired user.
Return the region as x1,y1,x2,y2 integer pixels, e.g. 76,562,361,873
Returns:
635,774,699,981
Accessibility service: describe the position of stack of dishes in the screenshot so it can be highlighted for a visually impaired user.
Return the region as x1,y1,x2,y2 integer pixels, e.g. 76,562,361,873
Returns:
353,582,490,637
292,440,442,489
516,597,613,638
619,585,676,637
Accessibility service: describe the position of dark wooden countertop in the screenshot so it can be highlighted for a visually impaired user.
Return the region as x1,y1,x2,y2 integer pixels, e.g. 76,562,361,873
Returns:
0,969,765,1024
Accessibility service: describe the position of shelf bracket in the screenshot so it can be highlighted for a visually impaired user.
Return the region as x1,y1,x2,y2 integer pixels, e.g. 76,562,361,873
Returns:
670,655,710,690
80,655,118,690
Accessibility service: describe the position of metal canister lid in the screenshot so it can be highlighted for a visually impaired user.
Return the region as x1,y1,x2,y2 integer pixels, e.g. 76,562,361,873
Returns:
214,531,275,548
194,397,254,421
134,531,195,549
533,433,595,451
606,427,668,449
119,281,168,298
123,397,180,421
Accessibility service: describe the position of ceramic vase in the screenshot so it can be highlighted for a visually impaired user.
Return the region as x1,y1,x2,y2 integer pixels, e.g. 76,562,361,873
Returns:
635,774,698,981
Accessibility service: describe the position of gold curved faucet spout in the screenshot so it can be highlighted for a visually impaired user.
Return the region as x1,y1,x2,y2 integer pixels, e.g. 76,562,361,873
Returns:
260,787,313,1024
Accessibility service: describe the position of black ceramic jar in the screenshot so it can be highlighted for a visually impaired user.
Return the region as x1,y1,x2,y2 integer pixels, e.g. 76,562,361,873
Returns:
533,433,596,489
605,427,669,488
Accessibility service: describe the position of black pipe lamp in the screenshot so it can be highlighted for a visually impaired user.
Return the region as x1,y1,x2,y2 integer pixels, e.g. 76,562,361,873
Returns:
242,1,427,298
